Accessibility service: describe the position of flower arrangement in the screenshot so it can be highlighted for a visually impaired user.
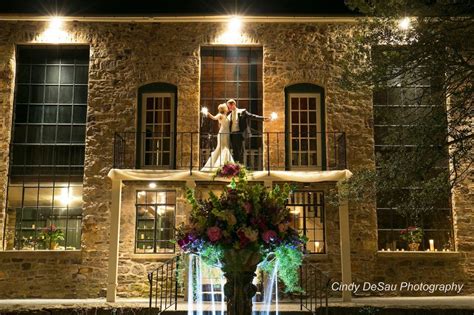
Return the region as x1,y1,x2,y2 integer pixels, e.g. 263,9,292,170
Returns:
399,226,423,244
40,224,64,249
176,162,307,292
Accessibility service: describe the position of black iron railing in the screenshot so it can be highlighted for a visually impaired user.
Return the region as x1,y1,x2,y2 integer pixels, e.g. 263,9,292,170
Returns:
148,255,180,314
113,131,346,173
300,263,331,315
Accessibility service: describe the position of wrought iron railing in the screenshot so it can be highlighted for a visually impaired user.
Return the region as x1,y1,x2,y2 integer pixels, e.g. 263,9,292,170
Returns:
148,255,180,314
113,131,346,173
300,263,331,315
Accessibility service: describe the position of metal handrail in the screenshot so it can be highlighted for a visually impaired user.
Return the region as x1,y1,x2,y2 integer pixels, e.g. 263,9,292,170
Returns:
148,255,180,314
113,131,347,173
300,262,331,315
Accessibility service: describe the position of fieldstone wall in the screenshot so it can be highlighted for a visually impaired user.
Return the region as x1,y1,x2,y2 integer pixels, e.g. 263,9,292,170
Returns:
0,20,471,298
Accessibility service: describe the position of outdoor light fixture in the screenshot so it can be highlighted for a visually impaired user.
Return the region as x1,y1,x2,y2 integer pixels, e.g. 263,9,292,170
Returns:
398,17,411,30
228,16,242,33
216,15,244,44
201,107,209,116
270,112,278,121
42,16,68,43
49,16,63,29
148,182,157,189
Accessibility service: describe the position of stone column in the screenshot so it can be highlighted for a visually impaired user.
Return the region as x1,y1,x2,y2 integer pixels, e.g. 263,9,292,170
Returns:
106,178,123,302
338,196,352,302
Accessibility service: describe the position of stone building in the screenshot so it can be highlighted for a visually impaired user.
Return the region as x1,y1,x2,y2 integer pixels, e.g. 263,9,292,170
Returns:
0,2,472,302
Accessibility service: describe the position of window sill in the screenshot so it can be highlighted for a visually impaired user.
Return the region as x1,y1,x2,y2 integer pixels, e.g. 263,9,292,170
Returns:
130,253,176,261
376,251,462,259
305,253,329,260
0,250,82,262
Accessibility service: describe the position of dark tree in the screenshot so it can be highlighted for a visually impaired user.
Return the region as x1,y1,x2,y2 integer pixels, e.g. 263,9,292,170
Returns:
341,0,473,226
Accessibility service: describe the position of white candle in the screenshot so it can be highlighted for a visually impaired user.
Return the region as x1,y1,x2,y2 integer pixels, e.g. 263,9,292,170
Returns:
429,239,434,251
315,241,320,253
140,233,145,240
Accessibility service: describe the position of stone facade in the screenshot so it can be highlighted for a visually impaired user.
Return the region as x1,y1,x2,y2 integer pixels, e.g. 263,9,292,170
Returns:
0,20,471,298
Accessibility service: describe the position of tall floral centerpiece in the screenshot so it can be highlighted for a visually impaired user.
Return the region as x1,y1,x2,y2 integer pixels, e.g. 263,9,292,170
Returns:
176,163,306,315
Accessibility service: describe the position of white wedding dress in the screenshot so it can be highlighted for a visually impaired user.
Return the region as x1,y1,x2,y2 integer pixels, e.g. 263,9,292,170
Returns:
201,114,234,171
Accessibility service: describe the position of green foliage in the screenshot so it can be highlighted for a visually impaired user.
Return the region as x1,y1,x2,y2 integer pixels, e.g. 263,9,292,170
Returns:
260,244,305,293
337,1,473,224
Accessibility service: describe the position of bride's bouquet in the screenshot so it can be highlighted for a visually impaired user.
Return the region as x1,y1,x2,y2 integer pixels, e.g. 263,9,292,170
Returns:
176,162,307,292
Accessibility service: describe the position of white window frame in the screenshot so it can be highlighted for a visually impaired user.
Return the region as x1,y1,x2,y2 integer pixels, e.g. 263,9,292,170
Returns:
287,92,323,170
141,92,175,169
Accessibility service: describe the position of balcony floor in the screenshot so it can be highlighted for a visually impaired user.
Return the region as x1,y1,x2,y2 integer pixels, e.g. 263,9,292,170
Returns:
108,169,352,183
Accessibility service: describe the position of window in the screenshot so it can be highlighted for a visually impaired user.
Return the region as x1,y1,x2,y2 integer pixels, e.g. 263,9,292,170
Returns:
137,83,177,169
135,190,176,254
288,191,325,254
373,62,453,251
200,46,263,169
6,46,89,250
285,84,326,170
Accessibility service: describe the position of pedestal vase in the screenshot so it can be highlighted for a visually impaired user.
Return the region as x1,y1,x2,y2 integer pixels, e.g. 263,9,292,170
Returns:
221,249,262,315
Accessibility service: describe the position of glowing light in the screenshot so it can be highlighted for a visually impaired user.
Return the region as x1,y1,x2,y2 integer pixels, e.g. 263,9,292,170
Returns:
398,17,411,30
270,112,278,121
201,107,208,115
215,16,245,44
228,16,242,33
41,16,68,43
49,16,63,29
148,182,157,189
57,188,73,206
290,206,302,215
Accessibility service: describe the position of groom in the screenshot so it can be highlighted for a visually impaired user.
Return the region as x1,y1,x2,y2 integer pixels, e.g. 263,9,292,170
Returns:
227,99,269,164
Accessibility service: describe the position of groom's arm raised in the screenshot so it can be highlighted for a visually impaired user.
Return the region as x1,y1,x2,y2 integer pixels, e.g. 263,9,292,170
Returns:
242,110,270,122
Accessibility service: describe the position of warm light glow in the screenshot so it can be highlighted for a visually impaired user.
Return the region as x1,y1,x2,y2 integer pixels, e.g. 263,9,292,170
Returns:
201,107,209,115
398,17,411,30
228,16,242,33
270,112,278,121
49,16,63,29
57,188,73,206
315,241,320,252
429,239,434,251
148,182,157,189
215,16,246,44
40,16,68,43
290,206,302,215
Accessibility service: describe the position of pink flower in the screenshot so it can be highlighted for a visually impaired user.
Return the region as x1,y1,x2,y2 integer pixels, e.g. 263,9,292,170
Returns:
219,163,241,178
262,230,278,243
207,226,222,242
243,202,253,214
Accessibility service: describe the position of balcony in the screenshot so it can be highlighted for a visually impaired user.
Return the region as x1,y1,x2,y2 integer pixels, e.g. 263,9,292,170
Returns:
113,132,346,173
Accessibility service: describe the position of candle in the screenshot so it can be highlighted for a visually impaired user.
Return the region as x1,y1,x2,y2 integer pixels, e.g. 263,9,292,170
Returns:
32,224,35,229
140,233,145,240
429,239,434,251
315,241,320,253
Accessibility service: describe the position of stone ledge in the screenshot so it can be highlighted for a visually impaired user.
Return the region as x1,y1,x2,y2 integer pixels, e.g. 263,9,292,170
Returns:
376,251,464,259
0,250,82,262
129,253,176,261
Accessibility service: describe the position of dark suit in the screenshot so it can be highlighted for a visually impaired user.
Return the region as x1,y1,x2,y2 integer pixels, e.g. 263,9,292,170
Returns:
229,109,265,163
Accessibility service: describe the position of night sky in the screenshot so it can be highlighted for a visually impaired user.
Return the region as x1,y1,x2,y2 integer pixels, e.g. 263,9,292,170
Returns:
0,0,357,16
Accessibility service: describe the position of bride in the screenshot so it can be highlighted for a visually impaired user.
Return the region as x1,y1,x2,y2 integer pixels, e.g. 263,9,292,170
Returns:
201,103,234,171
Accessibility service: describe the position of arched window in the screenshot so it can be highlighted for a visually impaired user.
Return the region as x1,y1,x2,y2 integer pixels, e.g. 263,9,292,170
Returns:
285,83,326,170
137,83,177,169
